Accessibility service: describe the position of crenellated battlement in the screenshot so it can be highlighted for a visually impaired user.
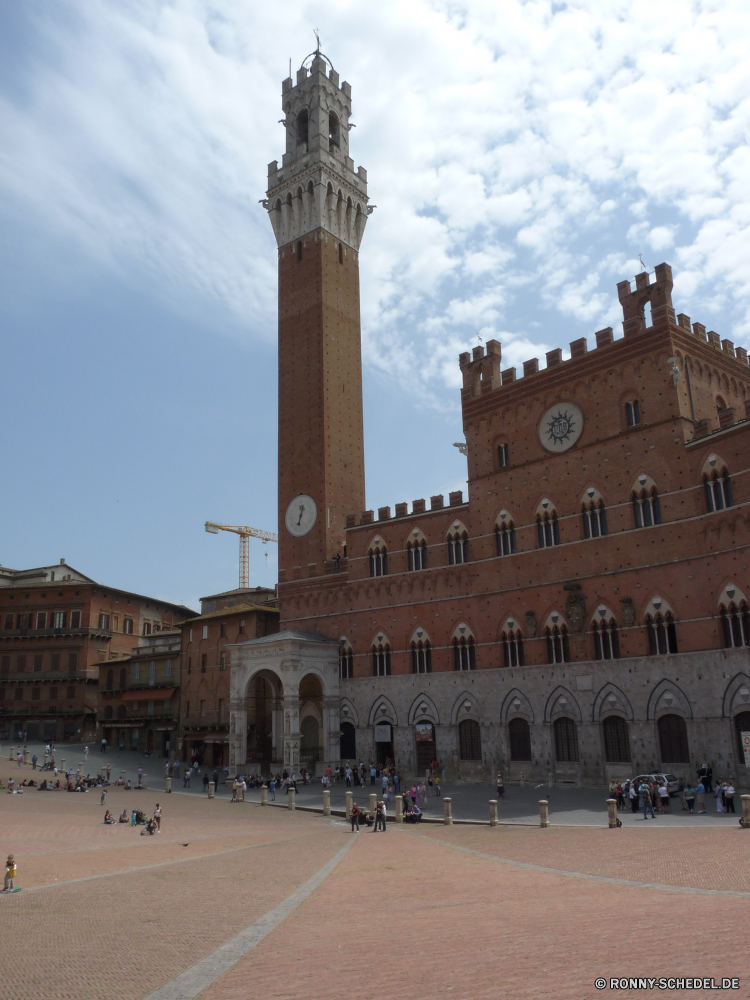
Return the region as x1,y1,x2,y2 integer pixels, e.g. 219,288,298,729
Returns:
458,263,749,404
344,490,467,530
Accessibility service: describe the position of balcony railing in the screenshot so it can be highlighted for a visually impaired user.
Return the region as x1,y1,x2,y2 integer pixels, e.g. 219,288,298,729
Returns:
1,626,112,639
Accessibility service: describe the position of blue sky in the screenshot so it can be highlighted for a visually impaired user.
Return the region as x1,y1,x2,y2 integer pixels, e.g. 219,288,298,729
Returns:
1,0,749,612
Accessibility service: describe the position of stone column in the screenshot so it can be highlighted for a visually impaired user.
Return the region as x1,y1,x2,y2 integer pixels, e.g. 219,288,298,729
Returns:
228,703,247,780
261,784,268,806
345,789,353,819
9,746,14,760
165,777,172,793
741,794,750,828
539,799,550,827
323,789,331,815
323,696,341,773
288,786,296,810
282,696,301,770
607,798,619,828
208,781,215,798
443,797,453,825
369,792,377,815
489,799,498,827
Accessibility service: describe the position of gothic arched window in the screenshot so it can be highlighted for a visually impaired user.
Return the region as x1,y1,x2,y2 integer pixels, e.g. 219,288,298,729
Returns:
704,468,733,512
593,619,620,660
657,714,690,763
546,625,570,664
647,613,678,655
537,511,560,548
582,501,607,538
458,719,482,761
448,529,470,565
372,642,391,677
501,629,524,668
119,668,126,689
117,704,126,720
625,399,641,426
453,635,476,671
407,539,427,571
508,718,531,761
411,640,432,674
329,111,340,149
721,603,750,648
106,669,113,691
369,544,388,577
104,704,113,720
633,487,661,527
602,716,631,763
496,520,517,556
554,717,579,762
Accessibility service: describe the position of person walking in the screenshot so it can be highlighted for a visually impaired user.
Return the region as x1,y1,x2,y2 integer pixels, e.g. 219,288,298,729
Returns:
659,780,670,813
101,738,107,753
433,773,441,796
239,777,246,802
370,764,376,786
100,790,107,805
497,772,505,799
153,803,162,832
16,752,21,769
106,764,111,782
725,781,736,814
715,781,724,813
696,780,706,814
629,781,638,813
269,777,276,801
31,754,37,771
232,779,238,802
183,767,191,789
84,745,89,761
351,801,360,832
202,773,209,792
639,781,655,819
3,855,17,892
685,783,696,813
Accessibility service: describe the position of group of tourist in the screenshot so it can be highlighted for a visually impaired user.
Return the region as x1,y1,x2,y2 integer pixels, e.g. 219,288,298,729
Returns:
103,804,162,833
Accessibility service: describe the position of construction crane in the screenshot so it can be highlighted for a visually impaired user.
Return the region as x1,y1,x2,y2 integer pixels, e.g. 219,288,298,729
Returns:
204,522,278,589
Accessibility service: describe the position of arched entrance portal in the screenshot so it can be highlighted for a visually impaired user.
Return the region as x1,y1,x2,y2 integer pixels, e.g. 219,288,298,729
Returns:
246,670,282,774
299,673,323,771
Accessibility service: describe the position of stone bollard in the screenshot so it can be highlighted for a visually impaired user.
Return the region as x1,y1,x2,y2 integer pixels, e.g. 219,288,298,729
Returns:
607,798,620,828
24,748,30,763
345,789,352,820
61,759,66,771
142,775,148,789
443,797,453,826
369,792,377,816
8,746,14,761
165,777,172,793
323,789,331,815
288,787,296,810
120,770,127,784
208,781,215,799
261,784,268,806
395,794,403,823
741,795,750,828
489,799,498,827
539,799,550,828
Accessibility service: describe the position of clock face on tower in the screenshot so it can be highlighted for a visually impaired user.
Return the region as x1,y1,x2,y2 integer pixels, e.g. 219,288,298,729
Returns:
284,495,318,537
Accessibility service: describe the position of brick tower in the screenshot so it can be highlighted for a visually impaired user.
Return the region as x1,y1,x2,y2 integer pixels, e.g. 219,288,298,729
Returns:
266,49,370,585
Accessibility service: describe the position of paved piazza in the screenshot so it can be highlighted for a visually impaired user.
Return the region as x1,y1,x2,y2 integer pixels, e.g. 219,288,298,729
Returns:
2,768,749,1000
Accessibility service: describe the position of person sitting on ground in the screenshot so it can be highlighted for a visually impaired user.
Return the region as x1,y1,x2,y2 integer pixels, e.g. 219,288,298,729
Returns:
119,809,129,823
362,811,374,827
125,779,132,790
103,810,115,824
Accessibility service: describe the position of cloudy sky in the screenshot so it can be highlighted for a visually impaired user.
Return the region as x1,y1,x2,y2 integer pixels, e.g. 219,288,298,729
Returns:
1,0,748,611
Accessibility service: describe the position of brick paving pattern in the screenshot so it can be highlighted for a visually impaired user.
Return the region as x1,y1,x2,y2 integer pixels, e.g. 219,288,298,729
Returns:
2,789,749,999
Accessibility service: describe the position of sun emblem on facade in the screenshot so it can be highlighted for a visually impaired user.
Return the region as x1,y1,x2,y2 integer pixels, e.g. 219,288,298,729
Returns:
547,410,575,446
538,401,584,453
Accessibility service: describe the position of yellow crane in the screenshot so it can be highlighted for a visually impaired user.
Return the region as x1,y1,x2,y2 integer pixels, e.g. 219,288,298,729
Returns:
204,522,278,589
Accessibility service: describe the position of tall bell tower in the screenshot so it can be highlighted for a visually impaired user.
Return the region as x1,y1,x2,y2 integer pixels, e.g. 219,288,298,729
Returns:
266,49,369,586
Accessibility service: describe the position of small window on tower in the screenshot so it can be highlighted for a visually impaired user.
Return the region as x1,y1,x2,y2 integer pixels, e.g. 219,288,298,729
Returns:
329,111,340,149
625,400,641,426
498,443,509,468
296,108,308,148
338,243,343,264
297,240,302,261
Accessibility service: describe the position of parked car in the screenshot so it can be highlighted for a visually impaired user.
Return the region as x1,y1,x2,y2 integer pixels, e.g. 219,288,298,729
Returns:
622,773,681,796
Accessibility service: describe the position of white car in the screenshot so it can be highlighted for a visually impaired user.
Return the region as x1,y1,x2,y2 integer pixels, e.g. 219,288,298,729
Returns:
622,772,681,796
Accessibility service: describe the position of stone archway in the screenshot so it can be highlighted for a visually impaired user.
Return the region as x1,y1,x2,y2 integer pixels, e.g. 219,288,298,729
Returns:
227,630,340,777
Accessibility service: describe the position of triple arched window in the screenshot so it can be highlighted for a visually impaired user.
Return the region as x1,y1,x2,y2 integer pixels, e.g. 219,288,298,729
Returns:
704,468,733,512
407,539,427,571
593,619,620,660
721,603,750,648
537,511,560,548
448,529,470,565
369,544,388,577
453,636,476,671
496,520,517,556
554,717,579,761
633,487,661,527
602,716,631,762
339,644,354,679
411,639,432,673
546,625,570,664
501,629,524,667
508,718,531,761
647,613,678,655
582,501,607,538
372,642,391,677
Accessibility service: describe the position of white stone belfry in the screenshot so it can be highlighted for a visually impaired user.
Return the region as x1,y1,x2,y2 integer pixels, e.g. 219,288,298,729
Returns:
264,50,370,251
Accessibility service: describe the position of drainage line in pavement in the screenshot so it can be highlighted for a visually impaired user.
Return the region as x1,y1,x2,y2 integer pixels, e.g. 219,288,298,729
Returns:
141,836,356,1000
409,832,750,899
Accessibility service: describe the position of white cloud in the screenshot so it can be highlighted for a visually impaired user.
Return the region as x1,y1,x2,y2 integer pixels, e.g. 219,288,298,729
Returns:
1,0,749,405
